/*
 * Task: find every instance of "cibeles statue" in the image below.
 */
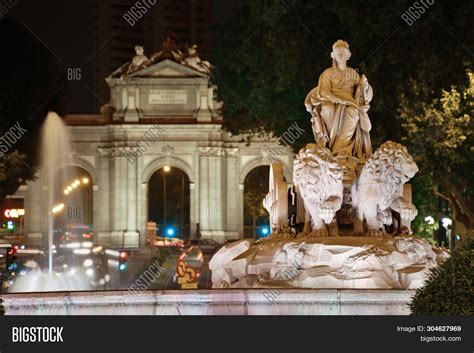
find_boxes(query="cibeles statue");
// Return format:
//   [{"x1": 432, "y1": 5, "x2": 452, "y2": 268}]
[
  {"x1": 208, "y1": 41, "x2": 449, "y2": 290},
  {"x1": 305, "y1": 40, "x2": 373, "y2": 160}
]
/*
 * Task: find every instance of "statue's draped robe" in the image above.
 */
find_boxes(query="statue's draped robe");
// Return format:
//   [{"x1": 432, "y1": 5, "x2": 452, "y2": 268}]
[{"x1": 305, "y1": 67, "x2": 373, "y2": 160}]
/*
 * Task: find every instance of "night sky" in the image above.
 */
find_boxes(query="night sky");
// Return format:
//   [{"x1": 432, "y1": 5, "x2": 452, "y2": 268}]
[{"x1": 4, "y1": 0, "x2": 246, "y2": 113}]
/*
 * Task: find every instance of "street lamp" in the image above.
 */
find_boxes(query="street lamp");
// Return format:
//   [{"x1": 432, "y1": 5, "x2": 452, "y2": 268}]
[
  {"x1": 51, "y1": 203, "x2": 65, "y2": 214},
  {"x1": 442, "y1": 217, "x2": 453, "y2": 250},
  {"x1": 424, "y1": 216, "x2": 435, "y2": 225}
]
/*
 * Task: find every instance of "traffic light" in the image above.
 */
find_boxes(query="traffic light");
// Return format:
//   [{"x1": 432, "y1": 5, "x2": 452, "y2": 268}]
[
  {"x1": 118, "y1": 251, "x2": 129, "y2": 272},
  {"x1": 6, "y1": 246, "x2": 18, "y2": 271}
]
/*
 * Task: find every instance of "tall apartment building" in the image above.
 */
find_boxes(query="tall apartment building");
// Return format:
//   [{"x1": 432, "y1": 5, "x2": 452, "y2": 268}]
[{"x1": 91, "y1": 0, "x2": 213, "y2": 110}]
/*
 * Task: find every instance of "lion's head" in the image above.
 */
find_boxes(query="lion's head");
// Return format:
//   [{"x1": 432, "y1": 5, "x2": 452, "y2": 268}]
[
  {"x1": 361, "y1": 141, "x2": 418, "y2": 208},
  {"x1": 293, "y1": 144, "x2": 343, "y2": 205},
  {"x1": 364, "y1": 141, "x2": 418, "y2": 182}
]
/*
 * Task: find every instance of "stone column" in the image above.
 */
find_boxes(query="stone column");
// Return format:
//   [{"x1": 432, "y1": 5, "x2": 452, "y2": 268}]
[
  {"x1": 189, "y1": 182, "x2": 196, "y2": 238},
  {"x1": 196, "y1": 87, "x2": 212, "y2": 122},
  {"x1": 224, "y1": 148, "x2": 239, "y2": 240},
  {"x1": 198, "y1": 148, "x2": 210, "y2": 232},
  {"x1": 198, "y1": 146, "x2": 226, "y2": 242},
  {"x1": 96, "y1": 148, "x2": 111, "y2": 244},
  {"x1": 110, "y1": 149, "x2": 127, "y2": 246},
  {"x1": 139, "y1": 181, "x2": 147, "y2": 246},
  {"x1": 238, "y1": 183, "x2": 244, "y2": 238},
  {"x1": 124, "y1": 148, "x2": 139, "y2": 247},
  {"x1": 209, "y1": 147, "x2": 224, "y2": 231}
]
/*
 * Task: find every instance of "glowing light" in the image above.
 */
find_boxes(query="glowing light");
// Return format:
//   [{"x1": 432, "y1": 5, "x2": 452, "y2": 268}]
[
  {"x1": 92, "y1": 246, "x2": 103, "y2": 253},
  {"x1": 73, "y1": 248, "x2": 91, "y2": 255},
  {"x1": 261, "y1": 227, "x2": 270, "y2": 236},
  {"x1": 4, "y1": 209, "x2": 25, "y2": 218},
  {"x1": 442, "y1": 217, "x2": 452, "y2": 229},
  {"x1": 64, "y1": 242, "x2": 80, "y2": 249},
  {"x1": 424, "y1": 216, "x2": 435, "y2": 225},
  {"x1": 163, "y1": 165, "x2": 171, "y2": 172},
  {"x1": 105, "y1": 249, "x2": 120, "y2": 257},
  {"x1": 107, "y1": 259, "x2": 119, "y2": 267},
  {"x1": 166, "y1": 227, "x2": 175, "y2": 236},
  {"x1": 119, "y1": 263, "x2": 128, "y2": 271},
  {"x1": 83, "y1": 259, "x2": 93, "y2": 267},
  {"x1": 81, "y1": 241, "x2": 93, "y2": 248},
  {"x1": 86, "y1": 268, "x2": 94, "y2": 276},
  {"x1": 51, "y1": 203, "x2": 65, "y2": 214},
  {"x1": 64, "y1": 189, "x2": 69, "y2": 195},
  {"x1": 104, "y1": 274, "x2": 111, "y2": 282},
  {"x1": 74, "y1": 179, "x2": 80, "y2": 185},
  {"x1": 67, "y1": 186, "x2": 73, "y2": 191},
  {"x1": 82, "y1": 177, "x2": 89, "y2": 184}
]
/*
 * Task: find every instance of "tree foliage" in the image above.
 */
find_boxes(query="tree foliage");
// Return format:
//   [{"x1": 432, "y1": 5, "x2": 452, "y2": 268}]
[
  {"x1": 409, "y1": 235, "x2": 473, "y2": 315},
  {"x1": 400, "y1": 71, "x2": 474, "y2": 230}
]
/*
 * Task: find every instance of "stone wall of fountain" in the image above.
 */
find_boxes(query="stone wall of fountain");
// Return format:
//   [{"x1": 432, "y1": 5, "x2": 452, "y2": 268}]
[{"x1": 2, "y1": 289, "x2": 413, "y2": 315}]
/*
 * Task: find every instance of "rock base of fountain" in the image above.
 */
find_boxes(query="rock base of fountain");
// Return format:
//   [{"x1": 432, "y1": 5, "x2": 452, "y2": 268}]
[{"x1": 210, "y1": 236, "x2": 449, "y2": 289}]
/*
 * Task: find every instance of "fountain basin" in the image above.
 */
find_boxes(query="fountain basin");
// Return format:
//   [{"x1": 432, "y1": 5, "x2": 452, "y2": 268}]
[{"x1": 2, "y1": 288, "x2": 413, "y2": 315}]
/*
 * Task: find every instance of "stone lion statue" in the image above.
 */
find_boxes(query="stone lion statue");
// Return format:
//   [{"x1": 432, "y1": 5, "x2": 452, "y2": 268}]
[
  {"x1": 352, "y1": 141, "x2": 419, "y2": 236},
  {"x1": 293, "y1": 144, "x2": 344, "y2": 237}
]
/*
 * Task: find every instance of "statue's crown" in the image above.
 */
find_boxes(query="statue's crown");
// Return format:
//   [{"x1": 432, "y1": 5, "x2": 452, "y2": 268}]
[{"x1": 332, "y1": 40, "x2": 349, "y2": 50}]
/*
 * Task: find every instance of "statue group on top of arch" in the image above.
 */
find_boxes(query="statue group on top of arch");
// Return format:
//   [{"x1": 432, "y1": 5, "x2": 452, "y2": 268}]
[{"x1": 123, "y1": 38, "x2": 211, "y2": 77}]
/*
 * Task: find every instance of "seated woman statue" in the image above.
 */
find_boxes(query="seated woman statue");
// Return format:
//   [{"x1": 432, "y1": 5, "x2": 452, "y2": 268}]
[{"x1": 305, "y1": 40, "x2": 373, "y2": 160}]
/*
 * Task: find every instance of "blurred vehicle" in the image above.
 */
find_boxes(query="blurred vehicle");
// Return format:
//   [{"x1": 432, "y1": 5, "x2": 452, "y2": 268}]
[
  {"x1": 154, "y1": 237, "x2": 184, "y2": 250},
  {"x1": 198, "y1": 238, "x2": 221, "y2": 253},
  {"x1": 57, "y1": 224, "x2": 93, "y2": 243},
  {"x1": 54, "y1": 245, "x2": 110, "y2": 289},
  {"x1": 0, "y1": 245, "x2": 46, "y2": 290}
]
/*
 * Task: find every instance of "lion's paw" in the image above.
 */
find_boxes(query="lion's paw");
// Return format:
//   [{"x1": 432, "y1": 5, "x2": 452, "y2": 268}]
[
  {"x1": 400, "y1": 204, "x2": 418, "y2": 221},
  {"x1": 319, "y1": 206, "x2": 336, "y2": 224}
]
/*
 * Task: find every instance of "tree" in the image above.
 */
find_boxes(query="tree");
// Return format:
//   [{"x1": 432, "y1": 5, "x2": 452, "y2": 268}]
[
  {"x1": 0, "y1": 20, "x2": 62, "y2": 202},
  {"x1": 399, "y1": 71, "x2": 474, "y2": 231},
  {"x1": 409, "y1": 235, "x2": 473, "y2": 315}
]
